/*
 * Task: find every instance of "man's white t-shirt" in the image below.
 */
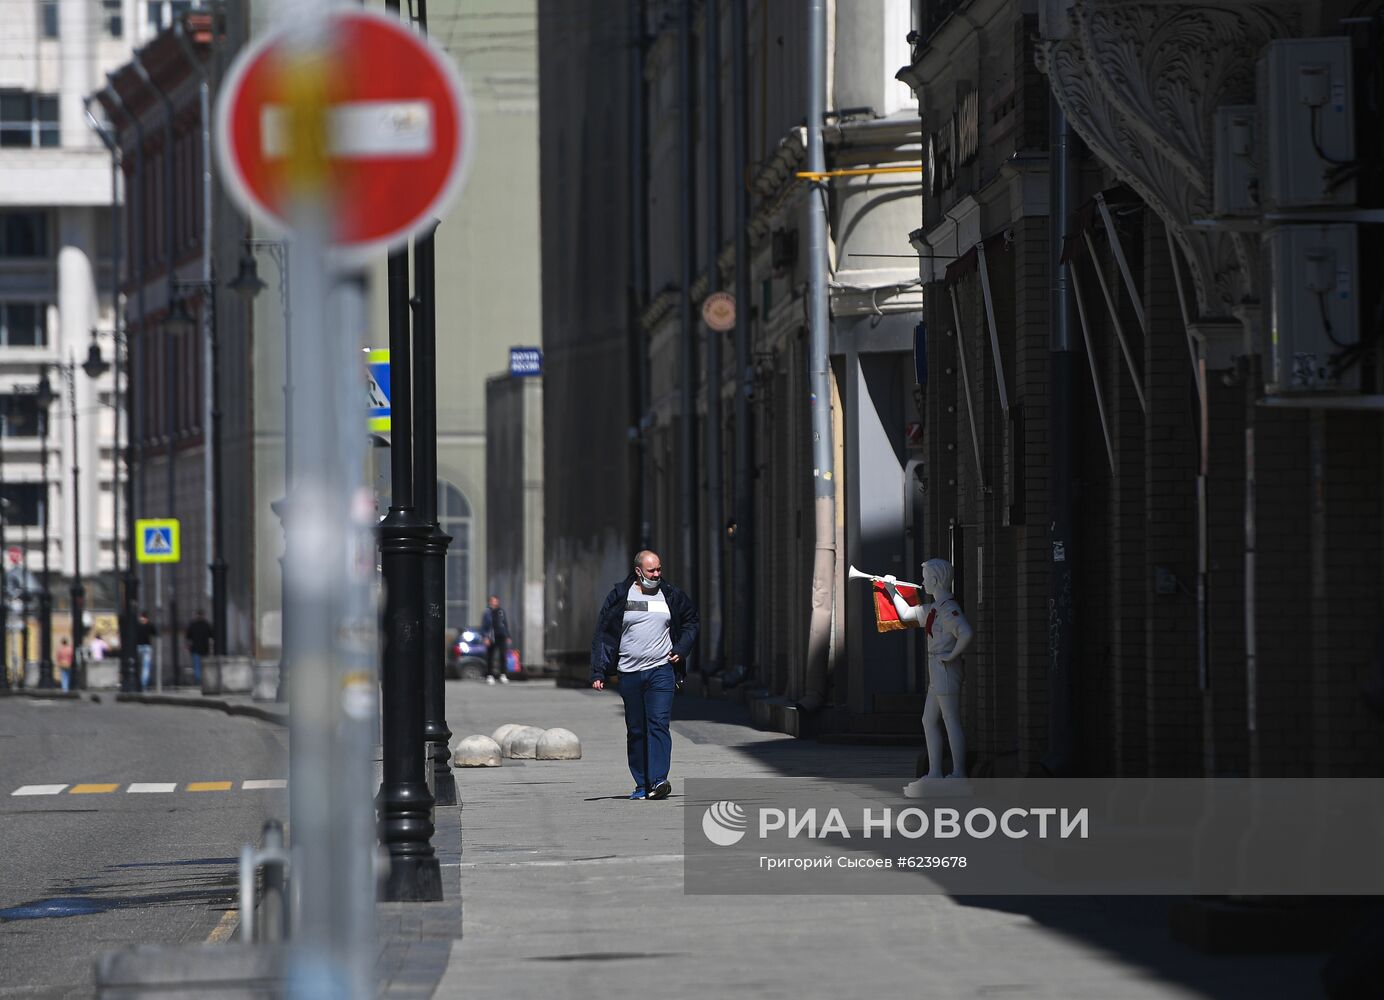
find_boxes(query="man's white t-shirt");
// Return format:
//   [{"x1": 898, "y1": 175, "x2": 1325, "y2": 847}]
[{"x1": 618, "y1": 583, "x2": 673, "y2": 672}]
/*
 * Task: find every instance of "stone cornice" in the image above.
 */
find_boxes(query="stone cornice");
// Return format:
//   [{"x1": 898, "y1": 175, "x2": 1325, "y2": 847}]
[{"x1": 1038, "y1": 0, "x2": 1305, "y2": 320}]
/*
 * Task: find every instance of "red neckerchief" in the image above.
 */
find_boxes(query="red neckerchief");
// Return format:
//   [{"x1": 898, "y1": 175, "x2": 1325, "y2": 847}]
[{"x1": 924, "y1": 608, "x2": 937, "y2": 637}]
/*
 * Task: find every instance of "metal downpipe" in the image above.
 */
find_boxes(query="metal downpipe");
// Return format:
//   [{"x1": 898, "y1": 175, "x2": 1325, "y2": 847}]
[
  {"x1": 677, "y1": 0, "x2": 699, "y2": 620},
  {"x1": 1041, "y1": 91, "x2": 1077, "y2": 776},
  {"x1": 729, "y1": 0, "x2": 755, "y2": 683},
  {"x1": 703, "y1": 0, "x2": 725, "y2": 672},
  {"x1": 800, "y1": 0, "x2": 835, "y2": 714}
]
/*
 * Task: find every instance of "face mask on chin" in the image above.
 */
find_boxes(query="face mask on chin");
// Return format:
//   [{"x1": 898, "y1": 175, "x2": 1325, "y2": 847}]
[{"x1": 637, "y1": 571, "x2": 660, "y2": 592}]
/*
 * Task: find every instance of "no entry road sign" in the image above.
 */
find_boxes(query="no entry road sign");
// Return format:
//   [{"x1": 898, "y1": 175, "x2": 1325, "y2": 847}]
[{"x1": 216, "y1": 10, "x2": 473, "y2": 255}]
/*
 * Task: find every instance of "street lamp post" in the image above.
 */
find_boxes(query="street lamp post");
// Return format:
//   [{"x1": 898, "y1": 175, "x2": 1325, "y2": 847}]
[
  {"x1": 35, "y1": 372, "x2": 54, "y2": 689},
  {"x1": 168, "y1": 284, "x2": 228, "y2": 658},
  {"x1": 61, "y1": 362, "x2": 86, "y2": 690},
  {"x1": 0, "y1": 416, "x2": 8, "y2": 691},
  {"x1": 228, "y1": 241, "x2": 289, "y2": 692}
]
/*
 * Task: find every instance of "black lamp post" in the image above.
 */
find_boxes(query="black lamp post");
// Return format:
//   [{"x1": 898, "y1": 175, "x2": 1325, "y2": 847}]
[
  {"x1": 168, "y1": 285, "x2": 228, "y2": 662},
  {"x1": 230, "y1": 242, "x2": 290, "y2": 696},
  {"x1": 34, "y1": 371, "x2": 54, "y2": 689},
  {"x1": 0, "y1": 421, "x2": 8, "y2": 692},
  {"x1": 58, "y1": 362, "x2": 86, "y2": 690}
]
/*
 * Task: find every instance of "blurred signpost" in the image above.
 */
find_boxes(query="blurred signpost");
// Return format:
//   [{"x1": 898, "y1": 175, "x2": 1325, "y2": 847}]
[
  {"x1": 367, "y1": 348, "x2": 391, "y2": 432},
  {"x1": 215, "y1": 5, "x2": 471, "y2": 994}
]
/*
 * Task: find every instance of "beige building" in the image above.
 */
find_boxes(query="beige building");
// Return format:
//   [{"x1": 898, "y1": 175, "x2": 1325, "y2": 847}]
[{"x1": 368, "y1": 0, "x2": 541, "y2": 638}]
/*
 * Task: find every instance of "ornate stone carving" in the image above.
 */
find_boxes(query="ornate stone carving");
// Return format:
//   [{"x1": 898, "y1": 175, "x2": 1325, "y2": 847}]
[{"x1": 1038, "y1": 0, "x2": 1303, "y2": 321}]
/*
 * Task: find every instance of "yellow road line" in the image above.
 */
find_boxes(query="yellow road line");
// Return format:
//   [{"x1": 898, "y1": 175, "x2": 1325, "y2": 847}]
[
  {"x1": 69, "y1": 783, "x2": 119, "y2": 794},
  {"x1": 206, "y1": 908, "x2": 239, "y2": 944},
  {"x1": 186, "y1": 781, "x2": 234, "y2": 792}
]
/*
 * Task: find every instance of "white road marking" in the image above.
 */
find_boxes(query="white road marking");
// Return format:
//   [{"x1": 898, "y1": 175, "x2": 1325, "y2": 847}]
[
  {"x1": 127, "y1": 782, "x2": 177, "y2": 793},
  {"x1": 261, "y1": 101, "x2": 435, "y2": 159},
  {"x1": 242, "y1": 779, "x2": 287, "y2": 790},
  {"x1": 12, "y1": 784, "x2": 68, "y2": 796}
]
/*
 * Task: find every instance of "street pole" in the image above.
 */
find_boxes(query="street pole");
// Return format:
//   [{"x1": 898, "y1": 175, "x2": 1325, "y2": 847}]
[
  {"x1": 0, "y1": 415, "x2": 8, "y2": 691},
  {"x1": 376, "y1": 0, "x2": 442, "y2": 901},
  {"x1": 67, "y1": 365, "x2": 85, "y2": 689},
  {"x1": 412, "y1": 0, "x2": 456, "y2": 810},
  {"x1": 37, "y1": 378, "x2": 54, "y2": 689},
  {"x1": 209, "y1": 279, "x2": 228, "y2": 656}
]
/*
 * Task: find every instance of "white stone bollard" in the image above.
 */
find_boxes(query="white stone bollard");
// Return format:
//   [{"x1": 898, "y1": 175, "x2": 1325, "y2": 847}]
[
  {"x1": 535, "y1": 728, "x2": 582, "y2": 760},
  {"x1": 504, "y1": 726, "x2": 546, "y2": 759},
  {"x1": 491, "y1": 723, "x2": 523, "y2": 747},
  {"x1": 453, "y1": 735, "x2": 502, "y2": 768}
]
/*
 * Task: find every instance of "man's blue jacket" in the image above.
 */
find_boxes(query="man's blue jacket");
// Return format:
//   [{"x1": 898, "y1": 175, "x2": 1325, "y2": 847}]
[{"x1": 589, "y1": 573, "x2": 699, "y2": 683}]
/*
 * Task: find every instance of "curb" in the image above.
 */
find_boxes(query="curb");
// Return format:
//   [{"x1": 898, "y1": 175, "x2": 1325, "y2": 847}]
[
  {"x1": 113, "y1": 692, "x2": 288, "y2": 727},
  {"x1": 0, "y1": 688, "x2": 83, "y2": 701}
]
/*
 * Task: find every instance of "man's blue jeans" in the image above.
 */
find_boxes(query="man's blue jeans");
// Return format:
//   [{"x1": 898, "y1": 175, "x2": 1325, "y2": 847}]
[
  {"x1": 191, "y1": 653, "x2": 202, "y2": 685},
  {"x1": 618, "y1": 663, "x2": 675, "y2": 792},
  {"x1": 138, "y1": 645, "x2": 153, "y2": 690}
]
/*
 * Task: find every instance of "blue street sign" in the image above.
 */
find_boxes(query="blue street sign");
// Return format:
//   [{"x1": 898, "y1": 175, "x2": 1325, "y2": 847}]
[
  {"x1": 367, "y1": 348, "x2": 391, "y2": 432},
  {"x1": 509, "y1": 347, "x2": 542, "y2": 377}
]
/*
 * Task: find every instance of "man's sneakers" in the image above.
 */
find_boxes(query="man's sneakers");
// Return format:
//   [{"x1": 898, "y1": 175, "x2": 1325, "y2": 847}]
[
  {"x1": 486, "y1": 676, "x2": 496, "y2": 685},
  {"x1": 499, "y1": 674, "x2": 510, "y2": 684},
  {"x1": 629, "y1": 788, "x2": 647, "y2": 800},
  {"x1": 650, "y1": 780, "x2": 672, "y2": 800}
]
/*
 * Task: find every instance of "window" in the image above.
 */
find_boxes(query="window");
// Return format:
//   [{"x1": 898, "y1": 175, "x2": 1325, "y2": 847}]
[
  {"x1": 0, "y1": 484, "x2": 44, "y2": 528},
  {"x1": 147, "y1": 0, "x2": 200, "y2": 31},
  {"x1": 437, "y1": 481, "x2": 473, "y2": 631},
  {"x1": 1, "y1": 211, "x2": 48, "y2": 257},
  {"x1": 0, "y1": 394, "x2": 43, "y2": 436},
  {"x1": 40, "y1": 2, "x2": 58, "y2": 39},
  {"x1": 0, "y1": 92, "x2": 59, "y2": 148},
  {"x1": 0, "y1": 303, "x2": 47, "y2": 347},
  {"x1": 103, "y1": 0, "x2": 123, "y2": 37}
]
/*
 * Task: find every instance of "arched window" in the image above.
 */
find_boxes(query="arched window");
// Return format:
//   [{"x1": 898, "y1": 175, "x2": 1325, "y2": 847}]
[{"x1": 437, "y1": 480, "x2": 472, "y2": 631}]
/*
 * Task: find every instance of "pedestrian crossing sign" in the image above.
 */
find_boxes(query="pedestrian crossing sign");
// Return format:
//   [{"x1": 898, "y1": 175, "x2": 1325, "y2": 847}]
[
  {"x1": 136, "y1": 519, "x2": 181, "y2": 564},
  {"x1": 367, "y1": 348, "x2": 391, "y2": 433}
]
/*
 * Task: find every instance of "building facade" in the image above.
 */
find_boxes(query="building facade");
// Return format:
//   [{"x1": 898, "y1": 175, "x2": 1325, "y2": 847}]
[{"x1": 0, "y1": 2, "x2": 195, "y2": 669}]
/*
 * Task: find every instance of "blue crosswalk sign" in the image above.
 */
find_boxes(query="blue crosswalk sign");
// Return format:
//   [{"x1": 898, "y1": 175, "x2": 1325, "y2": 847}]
[
  {"x1": 367, "y1": 348, "x2": 391, "y2": 433},
  {"x1": 136, "y1": 518, "x2": 180, "y2": 564}
]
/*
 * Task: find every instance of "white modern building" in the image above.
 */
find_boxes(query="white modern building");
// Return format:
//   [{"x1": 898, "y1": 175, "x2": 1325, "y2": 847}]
[{"x1": 0, "y1": 1, "x2": 198, "y2": 652}]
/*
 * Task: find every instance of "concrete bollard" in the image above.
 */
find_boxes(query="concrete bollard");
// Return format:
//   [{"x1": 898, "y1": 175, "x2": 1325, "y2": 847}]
[
  {"x1": 453, "y1": 735, "x2": 502, "y2": 768},
  {"x1": 503, "y1": 725, "x2": 545, "y2": 759},
  {"x1": 491, "y1": 723, "x2": 523, "y2": 747},
  {"x1": 535, "y1": 728, "x2": 582, "y2": 760}
]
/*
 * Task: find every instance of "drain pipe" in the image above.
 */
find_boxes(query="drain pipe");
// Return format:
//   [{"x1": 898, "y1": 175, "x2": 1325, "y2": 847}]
[
  {"x1": 132, "y1": 49, "x2": 181, "y2": 686},
  {"x1": 677, "y1": 0, "x2": 699, "y2": 615},
  {"x1": 729, "y1": 0, "x2": 755, "y2": 682},
  {"x1": 703, "y1": 0, "x2": 725, "y2": 671},
  {"x1": 630, "y1": 0, "x2": 650, "y2": 548},
  {"x1": 105, "y1": 81, "x2": 145, "y2": 694},
  {"x1": 174, "y1": 20, "x2": 218, "y2": 645},
  {"x1": 800, "y1": 0, "x2": 835, "y2": 713},
  {"x1": 1041, "y1": 91, "x2": 1077, "y2": 776}
]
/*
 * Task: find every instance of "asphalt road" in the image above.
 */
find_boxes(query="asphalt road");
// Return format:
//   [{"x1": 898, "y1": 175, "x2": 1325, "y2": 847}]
[{"x1": 0, "y1": 696, "x2": 287, "y2": 997}]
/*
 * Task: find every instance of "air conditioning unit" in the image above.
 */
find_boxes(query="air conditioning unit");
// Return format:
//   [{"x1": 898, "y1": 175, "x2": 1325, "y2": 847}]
[
  {"x1": 1257, "y1": 37, "x2": 1356, "y2": 209},
  {"x1": 1264, "y1": 224, "x2": 1359, "y2": 394},
  {"x1": 1213, "y1": 105, "x2": 1258, "y2": 217}
]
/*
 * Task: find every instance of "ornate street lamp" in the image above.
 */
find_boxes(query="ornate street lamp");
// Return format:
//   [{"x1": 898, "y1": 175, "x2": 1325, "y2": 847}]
[{"x1": 34, "y1": 371, "x2": 54, "y2": 689}]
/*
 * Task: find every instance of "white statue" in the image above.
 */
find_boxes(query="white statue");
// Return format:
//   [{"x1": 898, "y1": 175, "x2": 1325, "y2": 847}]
[{"x1": 882, "y1": 558, "x2": 974, "y2": 796}]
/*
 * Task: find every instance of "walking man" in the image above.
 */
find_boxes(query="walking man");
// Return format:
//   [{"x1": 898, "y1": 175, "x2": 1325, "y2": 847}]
[
  {"x1": 135, "y1": 610, "x2": 158, "y2": 691},
  {"x1": 185, "y1": 609, "x2": 213, "y2": 686},
  {"x1": 480, "y1": 595, "x2": 511, "y2": 685},
  {"x1": 590, "y1": 550, "x2": 698, "y2": 800}
]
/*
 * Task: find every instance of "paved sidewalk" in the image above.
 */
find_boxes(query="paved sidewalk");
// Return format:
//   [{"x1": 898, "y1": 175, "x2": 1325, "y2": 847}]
[{"x1": 435, "y1": 679, "x2": 1328, "y2": 1000}]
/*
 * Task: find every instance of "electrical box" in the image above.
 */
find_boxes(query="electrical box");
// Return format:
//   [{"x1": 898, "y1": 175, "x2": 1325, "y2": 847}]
[
  {"x1": 1264, "y1": 224, "x2": 1360, "y2": 394},
  {"x1": 1257, "y1": 37, "x2": 1355, "y2": 209},
  {"x1": 1213, "y1": 105, "x2": 1259, "y2": 216}
]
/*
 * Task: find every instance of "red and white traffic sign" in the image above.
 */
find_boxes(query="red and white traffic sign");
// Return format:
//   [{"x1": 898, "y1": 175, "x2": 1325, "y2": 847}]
[{"x1": 215, "y1": 10, "x2": 473, "y2": 256}]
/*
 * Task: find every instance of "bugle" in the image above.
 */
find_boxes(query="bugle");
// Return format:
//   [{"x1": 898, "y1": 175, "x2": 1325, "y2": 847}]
[{"x1": 847, "y1": 565, "x2": 923, "y2": 590}]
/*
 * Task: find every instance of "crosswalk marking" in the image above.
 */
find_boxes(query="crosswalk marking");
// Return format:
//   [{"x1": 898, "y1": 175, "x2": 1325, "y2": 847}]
[{"x1": 9, "y1": 780, "x2": 289, "y2": 797}]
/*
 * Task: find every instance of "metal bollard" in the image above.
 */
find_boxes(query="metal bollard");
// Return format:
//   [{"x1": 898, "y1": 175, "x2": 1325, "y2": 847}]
[{"x1": 238, "y1": 819, "x2": 292, "y2": 943}]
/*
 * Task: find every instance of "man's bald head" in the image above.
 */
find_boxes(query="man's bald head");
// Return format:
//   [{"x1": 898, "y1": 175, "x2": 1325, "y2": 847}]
[{"x1": 634, "y1": 550, "x2": 663, "y2": 591}]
